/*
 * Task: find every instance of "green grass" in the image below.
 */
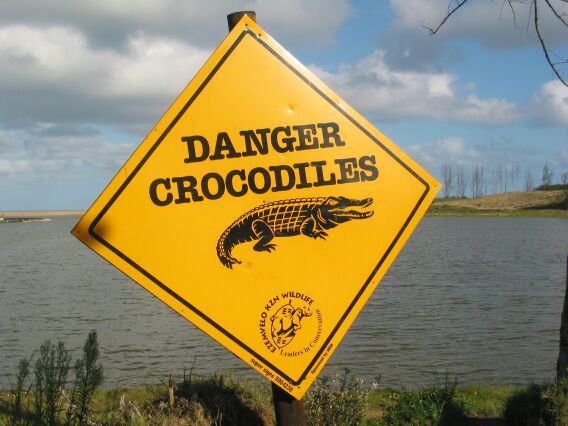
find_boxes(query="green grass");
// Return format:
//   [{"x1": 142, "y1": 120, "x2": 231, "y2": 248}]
[
  {"x1": 428, "y1": 190, "x2": 568, "y2": 217},
  {"x1": 361, "y1": 385, "x2": 518, "y2": 425},
  {"x1": 363, "y1": 379, "x2": 463, "y2": 426},
  {"x1": 454, "y1": 385, "x2": 516, "y2": 418},
  {"x1": 427, "y1": 204, "x2": 568, "y2": 218}
]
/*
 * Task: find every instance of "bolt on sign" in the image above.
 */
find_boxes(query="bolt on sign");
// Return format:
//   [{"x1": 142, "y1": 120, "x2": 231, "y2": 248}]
[{"x1": 72, "y1": 16, "x2": 440, "y2": 399}]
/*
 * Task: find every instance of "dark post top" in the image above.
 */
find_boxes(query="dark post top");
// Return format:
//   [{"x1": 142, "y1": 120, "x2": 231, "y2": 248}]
[{"x1": 227, "y1": 11, "x2": 257, "y2": 31}]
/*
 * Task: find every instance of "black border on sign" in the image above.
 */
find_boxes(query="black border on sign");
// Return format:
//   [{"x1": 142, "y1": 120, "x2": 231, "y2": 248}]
[{"x1": 89, "y1": 29, "x2": 431, "y2": 386}]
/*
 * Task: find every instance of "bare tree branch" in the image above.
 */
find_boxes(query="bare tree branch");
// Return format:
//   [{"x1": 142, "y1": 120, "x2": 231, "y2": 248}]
[
  {"x1": 503, "y1": 0, "x2": 519, "y2": 28},
  {"x1": 544, "y1": 0, "x2": 568, "y2": 26},
  {"x1": 534, "y1": 0, "x2": 568, "y2": 86},
  {"x1": 427, "y1": 0, "x2": 568, "y2": 87},
  {"x1": 423, "y1": 0, "x2": 470, "y2": 35}
]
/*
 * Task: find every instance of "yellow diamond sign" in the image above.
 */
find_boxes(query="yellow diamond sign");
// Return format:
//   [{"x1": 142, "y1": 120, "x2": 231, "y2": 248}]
[{"x1": 72, "y1": 16, "x2": 440, "y2": 399}]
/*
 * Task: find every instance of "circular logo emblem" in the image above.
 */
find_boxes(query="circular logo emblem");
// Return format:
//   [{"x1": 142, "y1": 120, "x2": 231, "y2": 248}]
[{"x1": 259, "y1": 292, "x2": 323, "y2": 357}]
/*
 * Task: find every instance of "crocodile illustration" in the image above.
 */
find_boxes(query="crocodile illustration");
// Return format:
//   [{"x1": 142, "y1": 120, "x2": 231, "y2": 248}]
[{"x1": 216, "y1": 196, "x2": 374, "y2": 268}]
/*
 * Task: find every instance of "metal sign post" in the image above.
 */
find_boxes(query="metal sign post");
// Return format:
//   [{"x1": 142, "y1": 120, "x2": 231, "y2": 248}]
[
  {"x1": 272, "y1": 382, "x2": 307, "y2": 426},
  {"x1": 227, "y1": 11, "x2": 256, "y2": 31}
]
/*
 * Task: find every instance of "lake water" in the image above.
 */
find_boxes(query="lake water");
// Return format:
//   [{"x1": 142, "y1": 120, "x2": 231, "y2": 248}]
[{"x1": 1, "y1": 216, "x2": 567, "y2": 390}]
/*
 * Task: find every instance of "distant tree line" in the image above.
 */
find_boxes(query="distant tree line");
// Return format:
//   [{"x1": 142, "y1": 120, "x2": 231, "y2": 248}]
[{"x1": 440, "y1": 162, "x2": 568, "y2": 198}]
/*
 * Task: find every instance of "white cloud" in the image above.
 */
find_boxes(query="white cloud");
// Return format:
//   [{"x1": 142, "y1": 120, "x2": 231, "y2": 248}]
[
  {"x1": 0, "y1": 26, "x2": 109, "y2": 89},
  {"x1": 405, "y1": 136, "x2": 568, "y2": 194},
  {"x1": 0, "y1": 2, "x2": 535, "y2": 132},
  {"x1": 407, "y1": 137, "x2": 483, "y2": 170},
  {"x1": 249, "y1": 0, "x2": 352, "y2": 44},
  {"x1": 390, "y1": 0, "x2": 568, "y2": 49},
  {"x1": 405, "y1": 134, "x2": 568, "y2": 182},
  {"x1": 0, "y1": 0, "x2": 351, "y2": 49},
  {"x1": 0, "y1": 160, "x2": 32, "y2": 175},
  {"x1": 105, "y1": 37, "x2": 210, "y2": 97},
  {"x1": 0, "y1": 127, "x2": 133, "y2": 179},
  {"x1": 532, "y1": 80, "x2": 568, "y2": 126},
  {"x1": 0, "y1": 25, "x2": 212, "y2": 130},
  {"x1": 309, "y1": 50, "x2": 520, "y2": 124},
  {"x1": 0, "y1": 0, "x2": 352, "y2": 130},
  {"x1": 0, "y1": 25, "x2": 210, "y2": 97}
]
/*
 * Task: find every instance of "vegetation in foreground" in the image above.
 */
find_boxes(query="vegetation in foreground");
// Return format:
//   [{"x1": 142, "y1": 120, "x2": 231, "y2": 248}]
[
  {"x1": 5, "y1": 334, "x2": 568, "y2": 425},
  {"x1": 2, "y1": 331, "x2": 103, "y2": 426},
  {"x1": 4, "y1": 364, "x2": 568, "y2": 425}
]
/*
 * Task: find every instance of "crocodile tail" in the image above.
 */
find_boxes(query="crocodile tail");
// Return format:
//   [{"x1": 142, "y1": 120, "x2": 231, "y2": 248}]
[{"x1": 216, "y1": 229, "x2": 241, "y2": 269}]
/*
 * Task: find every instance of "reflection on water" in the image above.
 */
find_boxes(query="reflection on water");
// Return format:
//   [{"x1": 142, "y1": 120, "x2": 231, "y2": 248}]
[{"x1": 0, "y1": 217, "x2": 566, "y2": 389}]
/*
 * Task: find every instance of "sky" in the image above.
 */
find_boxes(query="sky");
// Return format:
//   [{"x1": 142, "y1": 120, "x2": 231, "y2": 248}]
[{"x1": 0, "y1": 0, "x2": 567, "y2": 211}]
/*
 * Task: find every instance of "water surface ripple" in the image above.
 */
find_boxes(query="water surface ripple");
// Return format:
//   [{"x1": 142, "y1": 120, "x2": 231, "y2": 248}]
[{"x1": 1, "y1": 217, "x2": 566, "y2": 389}]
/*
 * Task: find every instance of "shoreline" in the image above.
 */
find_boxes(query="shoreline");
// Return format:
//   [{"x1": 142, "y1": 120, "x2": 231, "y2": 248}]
[
  {"x1": 1, "y1": 210, "x2": 84, "y2": 218},
  {"x1": 426, "y1": 208, "x2": 568, "y2": 218},
  {"x1": 1, "y1": 208, "x2": 566, "y2": 219}
]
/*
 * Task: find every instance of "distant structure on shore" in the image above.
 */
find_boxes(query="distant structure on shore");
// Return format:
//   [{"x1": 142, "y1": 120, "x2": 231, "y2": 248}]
[{"x1": 0, "y1": 214, "x2": 50, "y2": 224}]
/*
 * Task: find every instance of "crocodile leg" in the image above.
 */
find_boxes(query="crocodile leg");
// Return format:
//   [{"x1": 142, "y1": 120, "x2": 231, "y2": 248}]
[
  {"x1": 252, "y1": 219, "x2": 277, "y2": 252},
  {"x1": 300, "y1": 217, "x2": 328, "y2": 240}
]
